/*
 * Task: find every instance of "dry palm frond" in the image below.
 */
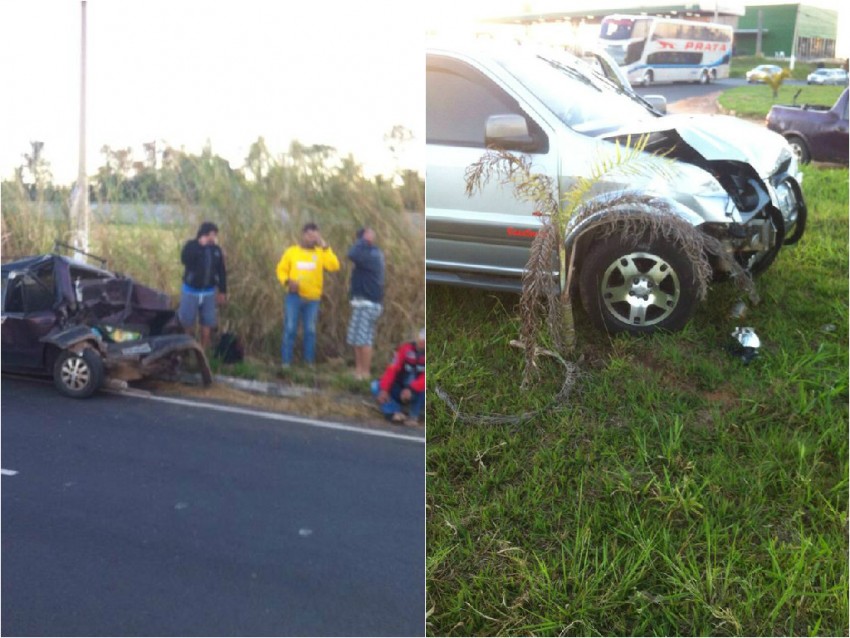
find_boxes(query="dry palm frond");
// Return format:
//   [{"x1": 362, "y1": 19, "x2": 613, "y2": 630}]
[
  {"x1": 465, "y1": 149, "x2": 558, "y2": 215},
  {"x1": 518, "y1": 221, "x2": 560, "y2": 383},
  {"x1": 433, "y1": 341, "x2": 580, "y2": 426}
]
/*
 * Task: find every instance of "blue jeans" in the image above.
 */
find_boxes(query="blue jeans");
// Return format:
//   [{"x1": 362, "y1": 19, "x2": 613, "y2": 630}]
[
  {"x1": 282, "y1": 294, "x2": 320, "y2": 364},
  {"x1": 371, "y1": 380, "x2": 425, "y2": 419}
]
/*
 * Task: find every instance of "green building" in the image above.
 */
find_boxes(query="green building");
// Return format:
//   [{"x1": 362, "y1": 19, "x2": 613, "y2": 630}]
[{"x1": 735, "y1": 3, "x2": 837, "y2": 59}]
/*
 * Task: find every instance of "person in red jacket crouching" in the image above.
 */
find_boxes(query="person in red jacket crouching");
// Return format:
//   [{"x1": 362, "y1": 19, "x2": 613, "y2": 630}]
[{"x1": 371, "y1": 329, "x2": 425, "y2": 426}]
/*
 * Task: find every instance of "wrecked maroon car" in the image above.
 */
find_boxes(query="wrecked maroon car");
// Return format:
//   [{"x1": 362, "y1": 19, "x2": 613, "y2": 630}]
[
  {"x1": 1, "y1": 252, "x2": 212, "y2": 398},
  {"x1": 766, "y1": 88, "x2": 849, "y2": 164}
]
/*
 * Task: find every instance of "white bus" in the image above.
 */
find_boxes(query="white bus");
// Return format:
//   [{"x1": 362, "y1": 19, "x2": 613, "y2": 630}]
[{"x1": 599, "y1": 14, "x2": 733, "y2": 86}]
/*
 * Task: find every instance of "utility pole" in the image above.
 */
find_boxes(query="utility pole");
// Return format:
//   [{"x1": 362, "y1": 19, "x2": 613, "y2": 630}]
[
  {"x1": 70, "y1": 0, "x2": 90, "y2": 259},
  {"x1": 790, "y1": 4, "x2": 800, "y2": 70}
]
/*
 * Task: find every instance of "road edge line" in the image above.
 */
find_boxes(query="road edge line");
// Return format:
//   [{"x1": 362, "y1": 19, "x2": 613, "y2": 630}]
[{"x1": 124, "y1": 392, "x2": 426, "y2": 443}]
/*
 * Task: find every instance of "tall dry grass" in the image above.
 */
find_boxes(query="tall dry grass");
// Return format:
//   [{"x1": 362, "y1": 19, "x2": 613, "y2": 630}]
[
  {"x1": 1, "y1": 140, "x2": 424, "y2": 367},
  {"x1": 0, "y1": 180, "x2": 68, "y2": 259}
]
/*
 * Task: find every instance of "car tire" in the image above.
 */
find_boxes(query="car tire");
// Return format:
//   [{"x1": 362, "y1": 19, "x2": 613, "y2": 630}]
[
  {"x1": 579, "y1": 233, "x2": 698, "y2": 334},
  {"x1": 53, "y1": 348, "x2": 104, "y2": 398},
  {"x1": 641, "y1": 70, "x2": 653, "y2": 86},
  {"x1": 785, "y1": 134, "x2": 811, "y2": 164}
]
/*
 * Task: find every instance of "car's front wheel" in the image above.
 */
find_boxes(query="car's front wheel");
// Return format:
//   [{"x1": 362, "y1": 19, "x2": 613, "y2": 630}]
[
  {"x1": 53, "y1": 348, "x2": 104, "y2": 398},
  {"x1": 579, "y1": 234, "x2": 698, "y2": 334}
]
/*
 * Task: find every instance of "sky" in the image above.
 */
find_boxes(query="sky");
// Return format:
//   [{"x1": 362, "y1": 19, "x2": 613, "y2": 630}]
[
  {"x1": 0, "y1": 0, "x2": 424, "y2": 185},
  {"x1": 2, "y1": 1, "x2": 845, "y2": 186}
]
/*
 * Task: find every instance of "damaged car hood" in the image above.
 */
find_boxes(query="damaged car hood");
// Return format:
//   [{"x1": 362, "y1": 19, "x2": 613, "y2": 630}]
[{"x1": 602, "y1": 114, "x2": 790, "y2": 176}]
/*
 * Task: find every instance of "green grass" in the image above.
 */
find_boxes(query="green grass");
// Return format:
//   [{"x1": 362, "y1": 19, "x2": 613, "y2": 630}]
[
  {"x1": 718, "y1": 84, "x2": 845, "y2": 119},
  {"x1": 425, "y1": 166, "x2": 848, "y2": 636}
]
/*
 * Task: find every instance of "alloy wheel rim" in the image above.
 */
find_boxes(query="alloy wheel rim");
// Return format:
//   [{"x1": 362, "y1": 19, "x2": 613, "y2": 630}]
[
  {"x1": 60, "y1": 356, "x2": 90, "y2": 390},
  {"x1": 600, "y1": 251, "x2": 680, "y2": 327}
]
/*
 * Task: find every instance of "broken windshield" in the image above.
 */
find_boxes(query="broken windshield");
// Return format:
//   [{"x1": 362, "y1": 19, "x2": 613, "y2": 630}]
[{"x1": 495, "y1": 50, "x2": 656, "y2": 134}]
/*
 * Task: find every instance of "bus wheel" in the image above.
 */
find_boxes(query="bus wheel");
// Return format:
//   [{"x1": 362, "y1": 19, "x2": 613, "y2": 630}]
[
  {"x1": 641, "y1": 70, "x2": 653, "y2": 86},
  {"x1": 699, "y1": 70, "x2": 710, "y2": 84}
]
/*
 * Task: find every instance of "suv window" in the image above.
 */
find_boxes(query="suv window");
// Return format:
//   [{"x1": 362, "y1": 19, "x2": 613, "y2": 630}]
[
  {"x1": 3, "y1": 266, "x2": 55, "y2": 313},
  {"x1": 426, "y1": 56, "x2": 548, "y2": 152},
  {"x1": 2, "y1": 273, "x2": 21, "y2": 313},
  {"x1": 4, "y1": 276, "x2": 33, "y2": 313}
]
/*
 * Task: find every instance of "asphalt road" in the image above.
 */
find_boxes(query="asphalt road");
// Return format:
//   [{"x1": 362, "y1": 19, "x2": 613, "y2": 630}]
[{"x1": 1, "y1": 377, "x2": 425, "y2": 637}]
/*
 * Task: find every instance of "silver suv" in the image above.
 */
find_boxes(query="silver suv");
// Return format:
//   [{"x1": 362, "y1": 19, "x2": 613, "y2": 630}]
[{"x1": 426, "y1": 43, "x2": 807, "y2": 333}]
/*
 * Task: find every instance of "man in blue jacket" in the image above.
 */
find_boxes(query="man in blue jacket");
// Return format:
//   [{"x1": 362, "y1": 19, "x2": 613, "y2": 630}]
[{"x1": 347, "y1": 227, "x2": 385, "y2": 379}]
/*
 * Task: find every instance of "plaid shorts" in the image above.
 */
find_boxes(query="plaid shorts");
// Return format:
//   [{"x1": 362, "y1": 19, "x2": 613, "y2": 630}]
[{"x1": 346, "y1": 299, "x2": 383, "y2": 346}]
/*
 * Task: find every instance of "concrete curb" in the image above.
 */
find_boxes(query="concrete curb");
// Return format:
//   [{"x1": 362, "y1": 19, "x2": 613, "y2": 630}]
[
  {"x1": 177, "y1": 372, "x2": 315, "y2": 398},
  {"x1": 716, "y1": 97, "x2": 731, "y2": 115},
  {"x1": 214, "y1": 374, "x2": 316, "y2": 398}
]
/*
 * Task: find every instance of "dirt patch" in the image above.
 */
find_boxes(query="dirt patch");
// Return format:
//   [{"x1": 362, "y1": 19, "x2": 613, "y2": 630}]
[{"x1": 667, "y1": 91, "x2": 722, "y2": 115}]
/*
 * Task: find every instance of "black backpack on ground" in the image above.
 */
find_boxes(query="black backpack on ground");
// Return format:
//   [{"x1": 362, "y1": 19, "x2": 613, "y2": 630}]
[{"x1": 214, "y1": 332, "x2": 244, "y2": 364}]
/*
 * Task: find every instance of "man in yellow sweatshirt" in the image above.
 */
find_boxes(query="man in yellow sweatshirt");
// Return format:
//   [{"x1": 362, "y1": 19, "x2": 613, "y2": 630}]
[{"x1": 276, "y1": 222, "x2": 340, "y2": 366}]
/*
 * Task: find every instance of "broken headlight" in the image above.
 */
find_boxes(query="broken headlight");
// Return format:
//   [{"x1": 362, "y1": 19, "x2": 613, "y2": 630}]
[
  {"x1": 773, "y1": 179, "x2": 799, "y2": 223},
  {"x1": 100, "y1": 325, "x2": 142, "y2": 343}
]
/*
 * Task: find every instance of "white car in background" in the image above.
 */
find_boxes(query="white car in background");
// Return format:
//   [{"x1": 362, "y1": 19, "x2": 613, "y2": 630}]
[{"x1": 806, "y1": 68, "x2": 849, "y2": 86}]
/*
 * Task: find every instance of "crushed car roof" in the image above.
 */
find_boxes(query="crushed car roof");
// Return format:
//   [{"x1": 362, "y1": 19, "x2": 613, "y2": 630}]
[{"x1": 1, "y1": 253, "x2": 114, "y2": 278}]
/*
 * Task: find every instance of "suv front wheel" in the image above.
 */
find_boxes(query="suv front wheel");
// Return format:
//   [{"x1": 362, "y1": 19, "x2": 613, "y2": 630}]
[{"x1": 579, "y1": 234, "x2": 698, "y2": 334}]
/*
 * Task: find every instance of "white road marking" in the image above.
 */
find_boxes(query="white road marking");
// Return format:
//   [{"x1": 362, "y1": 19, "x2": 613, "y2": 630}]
[
  {"x1": 1, "y1": 469, "x2": 19, "y2": 476},
  {"x1": 126, "y1": 393, "x2": 426, "y2": 443}
]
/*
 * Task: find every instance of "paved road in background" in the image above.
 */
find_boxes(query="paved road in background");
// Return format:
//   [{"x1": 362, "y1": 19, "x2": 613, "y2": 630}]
[
  {"x1": 1, "y1": 377, "x2": 424, "y2": 637},
  {"x1": 633, "y1": 77, "x2": 805, "y2": 105}
]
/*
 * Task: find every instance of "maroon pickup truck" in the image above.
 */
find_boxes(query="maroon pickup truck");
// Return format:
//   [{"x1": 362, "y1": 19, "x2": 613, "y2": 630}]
[{"x1": 766, "y1": 88, "x2": 848, "y2": 164}]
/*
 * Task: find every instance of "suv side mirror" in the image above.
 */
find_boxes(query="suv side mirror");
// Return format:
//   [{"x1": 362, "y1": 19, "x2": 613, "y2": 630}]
[
  {"x1": 644, "y1": 94, "x2": 667, "y2": 114},
  {"x1": 485, "y1": 114, "x2": 538, "y2": 152}
]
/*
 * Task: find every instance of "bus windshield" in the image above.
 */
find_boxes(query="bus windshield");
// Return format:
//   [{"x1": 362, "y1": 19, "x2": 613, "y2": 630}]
[{"x1": 600, "y1": 17, "x2": 636, "y2": 40}]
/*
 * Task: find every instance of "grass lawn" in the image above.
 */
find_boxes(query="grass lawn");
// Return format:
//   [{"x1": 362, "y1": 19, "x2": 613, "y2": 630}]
[
  {"x1": 425, "y1": 166, "x2": 848, "y2": 636},
  {"x1": 719, "y1": 84, "x2": 845, "y2": 119}
]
